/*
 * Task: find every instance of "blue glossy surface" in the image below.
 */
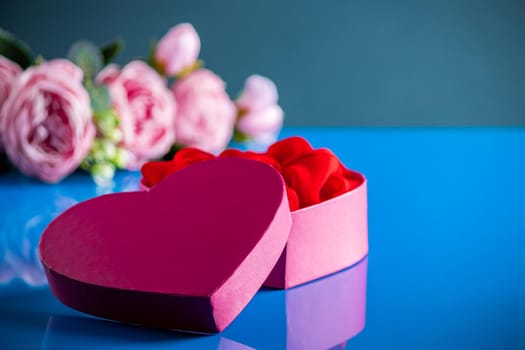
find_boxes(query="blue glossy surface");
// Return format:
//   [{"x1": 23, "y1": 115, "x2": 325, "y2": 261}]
[{"x1": 1, "y1": 128, "x2": 524, "y2": 349}]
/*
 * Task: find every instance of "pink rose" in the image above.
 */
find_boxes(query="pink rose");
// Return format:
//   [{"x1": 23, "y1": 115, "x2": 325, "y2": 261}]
[
  {"x1": 0, "y1": 59, "x2": 95, "y2": 183},
  {"x1": 235, "y1": 75, "x2": 283, "y2": 145},
  {"x1": 97, "y1": 60, "x2": 176, "y2": 168},
  {"x1": 0, "y1": 55, "x2": 21, "y2": 107},
  {"x1": 172, "y1": 69, "x2": 236, "y2": 153},
  {"x1": 0, "y1": 55, "x2": 22, "y2": 151},
  {"x1": 154, "y1": 23, "x2": 200, "y2": 76}
]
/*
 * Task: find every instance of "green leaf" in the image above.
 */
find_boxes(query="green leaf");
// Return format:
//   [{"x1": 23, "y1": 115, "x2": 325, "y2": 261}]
[
  {"x1": 85, "y1": 82, "x2": 111, "y2": 111},
  {"x1": 101, "y1": 38, "x2": 124, "y2": 65},
  {"x1": 0, "y1": 28, "x2": 34, "y2": 68},
  {"x1": 67, "y1": 40, "x2": 103, "y2": 79}
]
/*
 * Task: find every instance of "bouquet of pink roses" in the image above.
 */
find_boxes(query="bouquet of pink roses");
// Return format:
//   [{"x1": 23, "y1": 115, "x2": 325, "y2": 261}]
[{"x1": 0, "y1": 24, "x2": 283, "y2": 184}]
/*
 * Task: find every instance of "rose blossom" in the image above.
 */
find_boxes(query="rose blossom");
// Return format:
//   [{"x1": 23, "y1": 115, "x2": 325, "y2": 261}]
[
  {"x1": 154, "y1": 23, "x2": 200, "y2": 76},
  {"x1": 172, "y1": 69, "x2": 236, "y2": 153},
  {"x1": 235, "y1": 75, "x2": 283, "y2": 145},
  {"x1": 0, "y1": 55, "x2": 21, "y2": 108},
  {"x1": 97, "y1": 60, "x2": 176, "y2": 168},
  {"x1": 0, "y1": 55, "x2": 22, "y2": 151},
  {"x1": 0, "y1": 59, "x2": 95, "y2": 183}
]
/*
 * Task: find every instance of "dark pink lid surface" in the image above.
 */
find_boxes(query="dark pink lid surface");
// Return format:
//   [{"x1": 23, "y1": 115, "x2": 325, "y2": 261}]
[{"x1": 39, "y1": 158, "x2": 292, "y2": 332}]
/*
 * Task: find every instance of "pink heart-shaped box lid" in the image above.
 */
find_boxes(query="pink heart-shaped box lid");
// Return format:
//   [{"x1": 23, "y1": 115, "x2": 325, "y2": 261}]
[{"x1": 39, "y1": 157, "x2": 291, "y2": 333}]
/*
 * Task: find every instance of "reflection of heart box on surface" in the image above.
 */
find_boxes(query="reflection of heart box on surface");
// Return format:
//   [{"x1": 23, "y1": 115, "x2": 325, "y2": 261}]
[
  {"x1": 141, "y1": 168, "x2": 368, "y2": 289},
  {"x1": 228, "y1": 257, "x2": 368, "y2": 349}
]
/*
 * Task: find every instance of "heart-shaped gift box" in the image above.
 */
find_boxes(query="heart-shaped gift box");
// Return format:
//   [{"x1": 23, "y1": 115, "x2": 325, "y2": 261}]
[
  {"x1": 39, "y1": 142, "x2": 368, "y2": 333},
  {"x1": 139, "y1": 138, "x2": 368, "y2": 289}
]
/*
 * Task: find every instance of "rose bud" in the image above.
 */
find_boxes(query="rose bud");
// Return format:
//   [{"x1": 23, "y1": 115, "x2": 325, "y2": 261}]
[{"x1": 154, "y1": 23, "x2": 201, "y2": 76}]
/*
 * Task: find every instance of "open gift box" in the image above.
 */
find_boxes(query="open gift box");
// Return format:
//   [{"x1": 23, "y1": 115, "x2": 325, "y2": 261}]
[{"x1": 39, "y1": 138, "x2": 368, "y2": 333}]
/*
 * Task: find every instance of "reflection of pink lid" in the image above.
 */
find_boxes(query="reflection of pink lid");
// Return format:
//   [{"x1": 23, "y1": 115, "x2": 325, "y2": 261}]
[{"x1": 42, "y1": 315, "x2": 255, "y2": 349}]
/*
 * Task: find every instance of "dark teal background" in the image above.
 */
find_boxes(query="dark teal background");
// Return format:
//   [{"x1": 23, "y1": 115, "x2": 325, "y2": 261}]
[{"x1": 1, "y1": 0, "x2": 525, "y2": 126}]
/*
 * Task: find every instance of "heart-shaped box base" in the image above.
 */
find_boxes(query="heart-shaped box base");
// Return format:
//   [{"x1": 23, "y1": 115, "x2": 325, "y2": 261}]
[{"x1": 39, "y1": 158, "x2": 291, "y2": 333}]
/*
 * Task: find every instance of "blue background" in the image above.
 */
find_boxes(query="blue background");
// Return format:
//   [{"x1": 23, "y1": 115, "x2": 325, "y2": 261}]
[
  {"x1": 1, "y1": 128, "x2": 524, "y2": 349},
  {"x1": 1, "y1": 0, "x2": 524, "y2": 126}
]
